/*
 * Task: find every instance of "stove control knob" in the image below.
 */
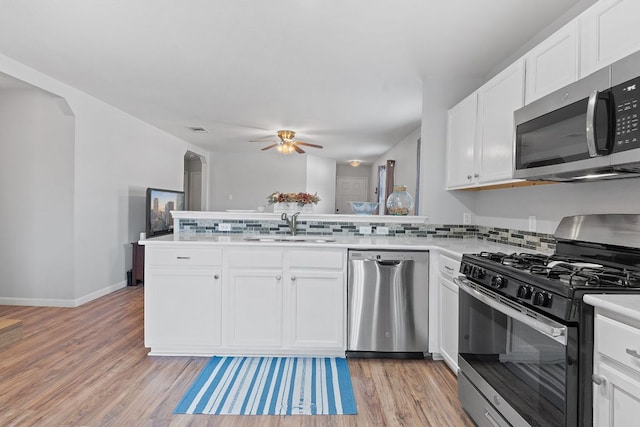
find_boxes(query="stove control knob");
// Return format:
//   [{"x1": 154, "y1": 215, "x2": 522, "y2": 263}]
[
  {"x1": 517, "y1": 285, "x2": 533, "y2": 299},
  {"x1": 490, "y1": 275, "x2": 506, "y2": 288},
  {"x1": 532, "y1": 291, "x2": 552, "y2": 307},
  {"x1": 472, "y1": 267, "x2": 486, "y2": 279},
  {"x1": 462, "y1": 264, "x2": 471, "y2": 275}
]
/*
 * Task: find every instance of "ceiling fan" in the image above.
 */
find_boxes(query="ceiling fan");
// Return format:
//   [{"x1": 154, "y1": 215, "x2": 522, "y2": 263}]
[{"x1": 251, "y1": 130, "x2": 323, "y2": 154}]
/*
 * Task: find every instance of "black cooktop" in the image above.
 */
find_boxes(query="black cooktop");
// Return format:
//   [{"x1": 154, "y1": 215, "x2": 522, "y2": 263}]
[
  {"x1": 476, "y1": 251, "x2": 640, "y2": 289},
  {"x1": 461, "y1": 251, "x2": 640, "y2": 322}
]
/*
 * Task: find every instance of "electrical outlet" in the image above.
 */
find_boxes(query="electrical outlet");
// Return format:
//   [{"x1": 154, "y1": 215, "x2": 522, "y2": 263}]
[
  {"x1": 376, "y1": 226, "x2": 389, "y2": 235},
  {"x1": 528, "y1": 216, "x2": 537, "y2": 232},
  {"x1": 218, "y1": 223, "x2": 231, "y2": 232},
  {"x1": 359, "y1": 226, "x2": 372, "y2": 235},
  {"x1": 463, "y1": 212, "x2": 472, "y2": 225}
]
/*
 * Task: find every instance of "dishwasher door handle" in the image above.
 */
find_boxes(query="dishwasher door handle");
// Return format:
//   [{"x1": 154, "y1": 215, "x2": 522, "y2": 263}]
[{"x1": 377, "y1": 260, "x2": 403, "y2": 266}]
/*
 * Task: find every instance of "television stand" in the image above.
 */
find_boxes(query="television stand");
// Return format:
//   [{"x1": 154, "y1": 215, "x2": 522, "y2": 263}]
[{"x1": 131, "y1": 242, "x2": 145, "y2": 285}]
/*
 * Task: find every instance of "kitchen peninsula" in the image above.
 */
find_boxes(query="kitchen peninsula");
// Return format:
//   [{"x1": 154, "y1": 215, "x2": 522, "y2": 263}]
[{"x1": 140, "y1": 211, "x2": 550, "y2": 359}]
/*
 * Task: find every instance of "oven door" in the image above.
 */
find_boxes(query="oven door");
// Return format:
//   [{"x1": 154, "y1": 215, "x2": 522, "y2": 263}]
[
  {"x1": 456, "y1": 278, "x2": 579, "y2": 427},
  {"x1": 513, "y1": 67, "x2": 612, "y2": 181}
]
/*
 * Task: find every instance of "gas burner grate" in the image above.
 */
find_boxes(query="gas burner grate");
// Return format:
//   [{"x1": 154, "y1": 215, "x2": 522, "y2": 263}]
[{"x1": 532, "y1": 263, "x2": 640, "y2": 288}]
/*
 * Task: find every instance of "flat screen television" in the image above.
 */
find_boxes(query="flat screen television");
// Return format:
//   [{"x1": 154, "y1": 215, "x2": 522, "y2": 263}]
[{"x1": 146, "y1": 187, "x2": 185, "y2": 238}]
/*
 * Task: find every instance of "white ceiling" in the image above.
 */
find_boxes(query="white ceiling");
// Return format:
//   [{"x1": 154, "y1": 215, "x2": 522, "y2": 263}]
[{"x1": 0, "y1": 0, "x2": 588, "y2": 163}]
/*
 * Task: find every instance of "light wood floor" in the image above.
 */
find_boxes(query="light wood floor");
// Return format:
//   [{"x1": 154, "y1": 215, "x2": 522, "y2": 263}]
[{"x1": 0, "y1": 287, "x2": 473, "y2": 426}]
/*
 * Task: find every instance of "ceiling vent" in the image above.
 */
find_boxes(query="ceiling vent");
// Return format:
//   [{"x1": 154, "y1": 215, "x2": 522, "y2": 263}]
[{"x1": 187, "y1": 126, "x2": 209, "y2": 133}]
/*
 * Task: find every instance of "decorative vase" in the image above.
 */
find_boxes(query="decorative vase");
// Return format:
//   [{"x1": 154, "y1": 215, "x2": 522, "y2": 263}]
[
  {"x1": 273, "y1": 202, "x2": 314, "y2": 214},
  {"x1": 386, "y1": 185, "x2": 414, "y2": 215}
]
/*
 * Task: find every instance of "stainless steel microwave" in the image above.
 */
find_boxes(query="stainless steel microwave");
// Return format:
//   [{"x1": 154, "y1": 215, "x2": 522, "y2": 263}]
[{"x1": 513, "y1": 50, "x2": 640, "y2": 182}]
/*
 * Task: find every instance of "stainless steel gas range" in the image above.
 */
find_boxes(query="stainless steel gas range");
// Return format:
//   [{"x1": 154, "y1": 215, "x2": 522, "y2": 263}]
[{"x1": 455, "y1": 214, "x2": 640, "y2": 427}]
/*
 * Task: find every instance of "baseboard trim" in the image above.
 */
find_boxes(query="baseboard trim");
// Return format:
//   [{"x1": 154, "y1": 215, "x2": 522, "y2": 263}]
[{"x1": 0, "y1": 281, "x2": 127, "y2": 307}]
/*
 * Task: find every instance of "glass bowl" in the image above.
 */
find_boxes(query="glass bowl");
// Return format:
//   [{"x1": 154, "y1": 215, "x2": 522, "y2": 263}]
[{"x1": 349, "y1": 202, "x2": 379, "y2": 215}]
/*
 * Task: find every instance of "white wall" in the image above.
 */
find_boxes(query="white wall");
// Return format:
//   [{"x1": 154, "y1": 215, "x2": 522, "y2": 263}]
[
  {"x1": 372, "y1": 127, "x2": 421, "y2": 212},
  {"x1": 305, "y1": 155, "x2": 336, "y2": 214},
  {"x1": 420, "y1": 78, "x2": 481, "y2": 223},
  {"x1": 0, "y1": 52, "x2": 206, "y2": 306},
  {"x1": 336, "y1": 163, "x2": 370, "y2": 178},
  {"x1": 209, "y1": 151, "x2": 307, "y2": 211},
  {"x1": 474, "y1": 179, "x2": 640, "y2": 234},
  {"x1": 0, "y1": 89, "x2": 75, "y2": 302}
]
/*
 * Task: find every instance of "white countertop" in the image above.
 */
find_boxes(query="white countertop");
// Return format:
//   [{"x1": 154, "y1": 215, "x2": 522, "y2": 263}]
[
  {"x1": 139, "y1": 234, "x2": 547, "y2": 259},
  {"x1": 584, "y1": 294, "x2": 640, "y2": 323},
  {"x1": 171, "y1": 210, "x2": 430, "y2": 224}
]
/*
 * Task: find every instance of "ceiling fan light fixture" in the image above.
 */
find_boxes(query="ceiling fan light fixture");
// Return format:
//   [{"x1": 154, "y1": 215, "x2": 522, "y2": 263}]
[
  {"x1": 276, "y1": 143, "x2": 295, "y2": 154},
  {"x1": 349, "y1": 160, "x2": 362, "y2": 167},
  {"x1": 277, "y1": 129, "x2": 296, "y2": 141}
]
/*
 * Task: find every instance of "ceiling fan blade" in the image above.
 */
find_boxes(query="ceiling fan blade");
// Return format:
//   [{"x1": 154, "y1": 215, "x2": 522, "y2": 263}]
[
  {"x1": 293, "y1": 144, "x2": 305, "y2": 154},
  {"x1": 249, "y1": 135, "x2": 279, "y2": 142},
  {"x1": 261, "y1": 144, "x2": 278, "y2": 151},
  {"x1": 295, "y1": 141, "x2": 323, "y2": 149}
]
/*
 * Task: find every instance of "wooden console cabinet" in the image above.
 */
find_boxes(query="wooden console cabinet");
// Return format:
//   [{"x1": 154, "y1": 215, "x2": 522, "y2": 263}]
[{"x1": 131, "y1": 242, "x2": 145, "y2": 285}]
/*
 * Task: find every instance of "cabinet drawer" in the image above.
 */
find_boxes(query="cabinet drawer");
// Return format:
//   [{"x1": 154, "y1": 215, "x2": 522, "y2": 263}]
[
  {"x1": 597, "y1": 314, "x2": 640, "y2": 374},
  {"x1": 227, "y1": 249, "x2": 283, "y2": 268},
  {"x1": 147, "y1": 247, "x2": 222, "y2": 267},
  {"x1": 439, "y1": 254, "x2": 461, "y2": 279},
  {"x1": 289, "y1": 249, "x2": 345, "y2": 269}
]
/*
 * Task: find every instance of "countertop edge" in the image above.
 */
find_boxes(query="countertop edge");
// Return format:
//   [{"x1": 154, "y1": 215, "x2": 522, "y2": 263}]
[
  {"x1": 584, "y1": 294, "x2": 640, "y2": 324},
  {"x1": 138, "y1": 235, "x2": 539, "y2": 260}
]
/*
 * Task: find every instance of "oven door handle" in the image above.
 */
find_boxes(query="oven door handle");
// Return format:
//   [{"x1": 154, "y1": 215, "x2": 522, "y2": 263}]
[{"x1": 455, "y1": 277, "x2": 567, "y2": 346}]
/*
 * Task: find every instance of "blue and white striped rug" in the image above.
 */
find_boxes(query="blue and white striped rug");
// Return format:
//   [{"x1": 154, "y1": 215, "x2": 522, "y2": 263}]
[{"x1": 174, "y1": 356, "x2": 357, "y2": 415}]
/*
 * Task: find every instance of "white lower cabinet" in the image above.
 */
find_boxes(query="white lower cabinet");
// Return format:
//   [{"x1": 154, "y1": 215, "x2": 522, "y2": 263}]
[
  {"x1": 594, "y1": 363, "x2": 640, "y2": 426},
  {"x1": 224, "y1": 247, "x2": 346, "y2": 355},
  {"x1": 144, "y1": 246, "x2": 223, "y2": 354},
  {"x1": 593, "y1": 313, "x2": 640, "y2": 426},
  {"x1": 226, "y1": 269, "x2": 283, "y2": 348},
  {"x1": 144, "y1": 244, "x2": 346, "y2": 356},
  {"x1": 286, "y1": 270, "x2": 344, "y2": 351},
  {"x1": 437, "y1": 253, "x2": 461, "y2": 373}
]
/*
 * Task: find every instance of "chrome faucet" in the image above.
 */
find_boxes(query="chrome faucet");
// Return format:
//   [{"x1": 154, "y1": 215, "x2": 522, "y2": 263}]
[{"x1": 281, "y1": 212, "x2": 300, "y2": 236}]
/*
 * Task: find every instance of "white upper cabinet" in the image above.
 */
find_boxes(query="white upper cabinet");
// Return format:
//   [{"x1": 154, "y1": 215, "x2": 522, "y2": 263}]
[
  {"x1": 446, "y1": 60, "x2": 524, "y2": 189},
  {"x1": 475, "y1": 60, "x2": 525, "y2": 185},
  {"x1": 581, "y1": 0, "x2": 640, "y2": 77},
  {"x1": 525, "y1": 21, "x2": 580, "y2": 104},
  {"x1": 446, "y1": 92, "x2": 478, "y2": 188}
]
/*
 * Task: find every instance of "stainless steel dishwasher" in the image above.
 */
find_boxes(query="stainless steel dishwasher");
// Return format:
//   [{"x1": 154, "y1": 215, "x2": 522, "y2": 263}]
[{"x1": 347, "y1": 250, "x2": 429, "y2": 358}]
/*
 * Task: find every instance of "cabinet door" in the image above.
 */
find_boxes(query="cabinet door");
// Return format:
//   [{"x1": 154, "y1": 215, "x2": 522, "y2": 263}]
[
  {"x1": 446, "y1": 92, "x2": 478, "y2": 189},
  {"x1": 226, "y1": 269, "x2": 283, "y2": 348},
  {"x1": 594, "y1": 363, "x2": 640, "y2": 426},
  {"x1": 439, "y1": 276, "x2": 459, "y2": 373},
  {"x1": 286, "y1": 270, "x2": 345, "y2": 351},
  {"x1": 525, "y1": 21, "x2": 579, "y2": 104},
  {"x1": 144, "y1": 267, "x2": 222, "y2": 350},
  {"x1": 581, "y1": 0, "x2": 640, "y2": 77},
  {"x1": 476, "y1": 60, "x2": 525, "y2": 184}
]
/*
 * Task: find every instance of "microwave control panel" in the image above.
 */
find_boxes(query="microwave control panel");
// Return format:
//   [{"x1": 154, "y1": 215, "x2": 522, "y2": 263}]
[{"x1": 612, "y1": 76, "x2": 640, "y2": 152}]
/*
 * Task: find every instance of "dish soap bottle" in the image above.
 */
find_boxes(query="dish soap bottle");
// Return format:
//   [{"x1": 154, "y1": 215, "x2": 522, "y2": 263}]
[{"x1": 386, "y1": 185, "x2": 414, "y2": 215}]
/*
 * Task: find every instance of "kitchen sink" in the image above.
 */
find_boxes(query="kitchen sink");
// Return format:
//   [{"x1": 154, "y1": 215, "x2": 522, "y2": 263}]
[{"x1": 243, "y1": 237, "x2": 335, "y2": 243}]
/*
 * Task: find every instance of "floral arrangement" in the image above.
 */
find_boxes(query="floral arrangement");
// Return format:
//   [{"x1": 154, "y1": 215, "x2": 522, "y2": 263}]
[{"x1": 267, "y1": 191, "x2": 320, "y2": 206}]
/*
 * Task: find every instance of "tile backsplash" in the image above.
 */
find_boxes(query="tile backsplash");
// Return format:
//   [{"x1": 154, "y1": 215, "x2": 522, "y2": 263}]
[{"x1": 178, "y1": 217, "x2": 556, "y2": 252}]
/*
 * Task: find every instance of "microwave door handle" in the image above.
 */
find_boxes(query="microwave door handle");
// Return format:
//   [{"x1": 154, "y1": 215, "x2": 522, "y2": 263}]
[
  {"x1": 586, "y1": 90, "x2": 599, "y2": 157},
  {"x1": 455, "y1": 277, "x2": 567, "y2": 346}
]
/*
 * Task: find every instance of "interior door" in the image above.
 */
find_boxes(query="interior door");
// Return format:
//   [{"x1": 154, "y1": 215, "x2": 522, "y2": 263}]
[{"x1": 335, "y1": 177, "x2": 369, "y2": 214}]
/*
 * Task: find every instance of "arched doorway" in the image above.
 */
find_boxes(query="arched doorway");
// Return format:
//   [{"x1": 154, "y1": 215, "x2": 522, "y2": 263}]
[{"x1": 184, "y1": 151, "x2": 206, "y2": 211}]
